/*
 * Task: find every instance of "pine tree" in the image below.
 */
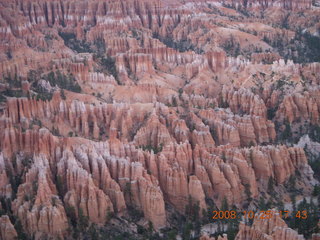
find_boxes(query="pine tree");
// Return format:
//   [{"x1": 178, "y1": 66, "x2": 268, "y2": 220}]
[{"x1": 221, "y1": 197, "x2": 229, "y2": 211}]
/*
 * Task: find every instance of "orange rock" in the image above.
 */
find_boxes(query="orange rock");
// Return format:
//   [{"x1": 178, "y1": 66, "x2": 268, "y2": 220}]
[
  {"x1": 276, "y1": 91, "x2": 319, "y2": 124},
  {"x1": 236, "y1": 211, "x2": 305, "y2": 240},
  {"x1": 58, "y1": 150, "x2": 114, "y2": 224},
  {"x1": 188, "y1": 175, "x2": 207, "y2": 213},
  {"x1": 11, "y1": 155, "x2": 69, "y2": 239},
  {"x1": 0, "y1": 0, "x2": 318, "y2": 237},
  {"x1": 0, "y1": 153, "x2": 12, "y2": 199}
]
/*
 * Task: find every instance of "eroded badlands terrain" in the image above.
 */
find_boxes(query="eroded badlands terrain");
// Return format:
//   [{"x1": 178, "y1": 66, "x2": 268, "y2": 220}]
[{"x1": 0, "y1": 0, "x2": 319, "y2": 239}]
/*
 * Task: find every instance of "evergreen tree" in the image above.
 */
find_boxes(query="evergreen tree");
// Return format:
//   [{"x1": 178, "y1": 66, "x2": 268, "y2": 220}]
[
  {"x1": 221, "y1": 197, "x2": 229, "y2": 211},
  {"x1": 60, "y1": 89, "x2": 66, "y2": 100},
  {"x1": 282, "y1": 119, "x2": 292, "y2": 141}
]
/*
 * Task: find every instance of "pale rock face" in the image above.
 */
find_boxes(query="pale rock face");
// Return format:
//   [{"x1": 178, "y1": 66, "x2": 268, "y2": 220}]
[{"x1": 296, "y1": 135, "x2": 320, "y2": 157}]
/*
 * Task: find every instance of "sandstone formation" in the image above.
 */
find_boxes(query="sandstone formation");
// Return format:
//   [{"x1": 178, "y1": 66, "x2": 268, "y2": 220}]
[
  {"x1": 0, "y1": 95, "x2": 315, "y2": 237},
  {"x1": 0, "y1": 88, "x2": 317, "y2": 238},
  {"x1": 276, "y1": 91, "x2": 320, "y2": 124}
]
